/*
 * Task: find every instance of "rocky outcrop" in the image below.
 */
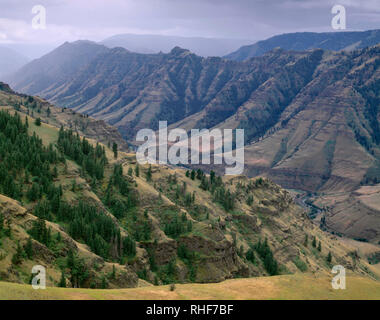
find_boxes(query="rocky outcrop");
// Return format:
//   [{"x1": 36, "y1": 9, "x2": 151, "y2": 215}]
[{"x1": 178, "y1": 236, "x2": 249, "y2": 282}]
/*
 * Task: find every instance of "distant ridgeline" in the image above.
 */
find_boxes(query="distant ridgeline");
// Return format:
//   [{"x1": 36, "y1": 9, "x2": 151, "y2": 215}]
[{"x1": 224, "y1": 29, "x2": 380, "y2": 61}]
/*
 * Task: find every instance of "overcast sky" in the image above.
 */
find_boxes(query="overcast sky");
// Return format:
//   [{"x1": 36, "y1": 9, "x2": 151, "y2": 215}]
[{"x1": 0, "y1": 0, "x2": 379, "y2": 46}]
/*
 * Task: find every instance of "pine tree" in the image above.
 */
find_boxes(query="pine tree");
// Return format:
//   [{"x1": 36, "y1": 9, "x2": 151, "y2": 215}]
[
  {"x1": 312, "y1": 236, "x2": 317, "y2": 248},
  {"x1": 25, "y1": 237, "x2": 33, "y2": 259},
  {"x1": 254, "y1": 238, "x2": 278, "y2": 275},
  {"x1": 112, "y1": 142, "x2": 118, "y2": 159},
  {"x1": 146, "y1": 165, "x2": 152, "y2": 181},
  {"x1": 12, "y1": 241, "x2": 25, "y2": 265},
  {"x1": 52, "y1": 166, "x2": 58, "y2": 178},
  {"x1": 246, "y1": 248, "x2": 255, "y2": 263},
  {"x1": 128, "y1": 167, "x2": 133, "y2": 176},
  {"x1": 66, "y1": 249, "x2": 89, "y2": 288},
  {"x1": 318, "y1": 241, "x2": 322, "y2": 252},
  {"x1": 111, "y1": 265, "x2": 116, "y2": 279},
  {"x1": 196, "y1": 169, "x2": 203, "y2": 180},
  {"x1": 210, "y1": 170, "x2": 215, "y2": 184},
  {"x1": 35, "y1": 118, "x2": 41, "y2": 126},
  {"x1": 187, "y1": 220, "x2": 193, "y2": 232},
  {"x1": 101, "y1": 276, "x2": 108, "y2": 289},
  {"x1": 27, "y1": 183, "x2": 41, "y2": 201},
  {"x1": 123, "y1": 236, "x2": 136, "y2": 257},
  {"x1": 57, "y1": 127, "x2": 107, "y2": 180},
  {"x1": 58, "y1": 272, "x2": 66, "y2": 287},
  {"x1": 200, "y1": 175, "x2": 209, "y2": 191},
  {"x1": 135, "y1": 165, "x2": 140, "y2": 177},
  {"x1": 327, "y1": 252, "x2": 332, "y2": 263}
]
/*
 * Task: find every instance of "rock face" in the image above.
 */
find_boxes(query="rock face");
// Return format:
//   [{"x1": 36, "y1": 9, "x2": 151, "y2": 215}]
[
  {"x1": 141, "y1": 235, "x2": 247, "y2": 283},
  {"x1": 7, "y1": 41, "x2": 380, "y2": 193},
  {"x1": 179, "y1": 235, "x2": 247, "y2": 282},
  {"x1": 148, "y1": 240, "x2": 177, "y2": 265}
]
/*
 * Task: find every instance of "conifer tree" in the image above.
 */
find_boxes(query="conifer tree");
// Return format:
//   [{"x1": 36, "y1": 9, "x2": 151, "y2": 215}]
[
  {"x1": 111, "y1": 265, "x2": 116, "y2": 279},
  {"x1": 101, "y1": 276, "x2": 108, "y2": 289},
  {"x1": 25, "y1": 237, "x2": 33, "y2": 259},
  {"x1": 12, "y1": 241, "x2": 25, "y2": 265},
  {"x1": 246, "y1": 248, "x2": 255, "y2": 263},
  {"x1": 58, "y1": 272, "x2": 66, "y2": 287},
  {"x1": 312, "y1": 236, "x2": 317, "y2": 248},
  {"x1": 112, "y1": 142, "x2": 118, "y2": 159},
  {"x1": 135, "y1": 164, "x2": 140, "y2": 177},
  {"x1": 146, "y1": 165, "x2": 152, "y2": 181}
]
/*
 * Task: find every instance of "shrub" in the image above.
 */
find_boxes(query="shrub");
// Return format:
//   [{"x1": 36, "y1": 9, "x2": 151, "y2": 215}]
[{"x1": 293, "y1": 256, "x2": 308, "y2": 272}]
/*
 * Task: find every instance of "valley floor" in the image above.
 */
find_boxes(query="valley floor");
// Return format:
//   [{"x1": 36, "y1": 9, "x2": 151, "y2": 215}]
[{"x1": 1, "y1": 274, "x2": 380, "y2": 300}]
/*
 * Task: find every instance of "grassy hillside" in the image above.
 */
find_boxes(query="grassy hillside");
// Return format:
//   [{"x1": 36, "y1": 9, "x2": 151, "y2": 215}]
[
  {"x1": 0, "y1": 84, "x2": 379, "y2": 295},
  {"x1": 0, "y1": 83, "x2": 128, "y2": 151},
  {"x1": 1, "y1": 273, "x2": 380, "y2": 300}
]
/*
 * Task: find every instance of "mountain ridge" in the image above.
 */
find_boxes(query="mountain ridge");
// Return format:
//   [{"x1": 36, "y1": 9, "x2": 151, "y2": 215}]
[
  {"x1": 101, "y1": 33, "x2": 253, "y2": 57},
  {"x1": 6, "y1": 42, "x2": 380, "y2": 195},
  {"x1": 224, "y1": 29, "x2": 380, "y2": 61}
]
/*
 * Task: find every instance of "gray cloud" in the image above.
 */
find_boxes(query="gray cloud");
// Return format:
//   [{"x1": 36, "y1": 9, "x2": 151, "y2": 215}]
[{"x1": 0, "y1": 0, "x2": 379, "y2": 45}]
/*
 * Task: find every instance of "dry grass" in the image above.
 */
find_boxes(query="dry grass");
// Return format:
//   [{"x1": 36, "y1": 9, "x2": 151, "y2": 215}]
[{"x1": 1, "y1": 274, "x2": 380, "y2": 300}]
